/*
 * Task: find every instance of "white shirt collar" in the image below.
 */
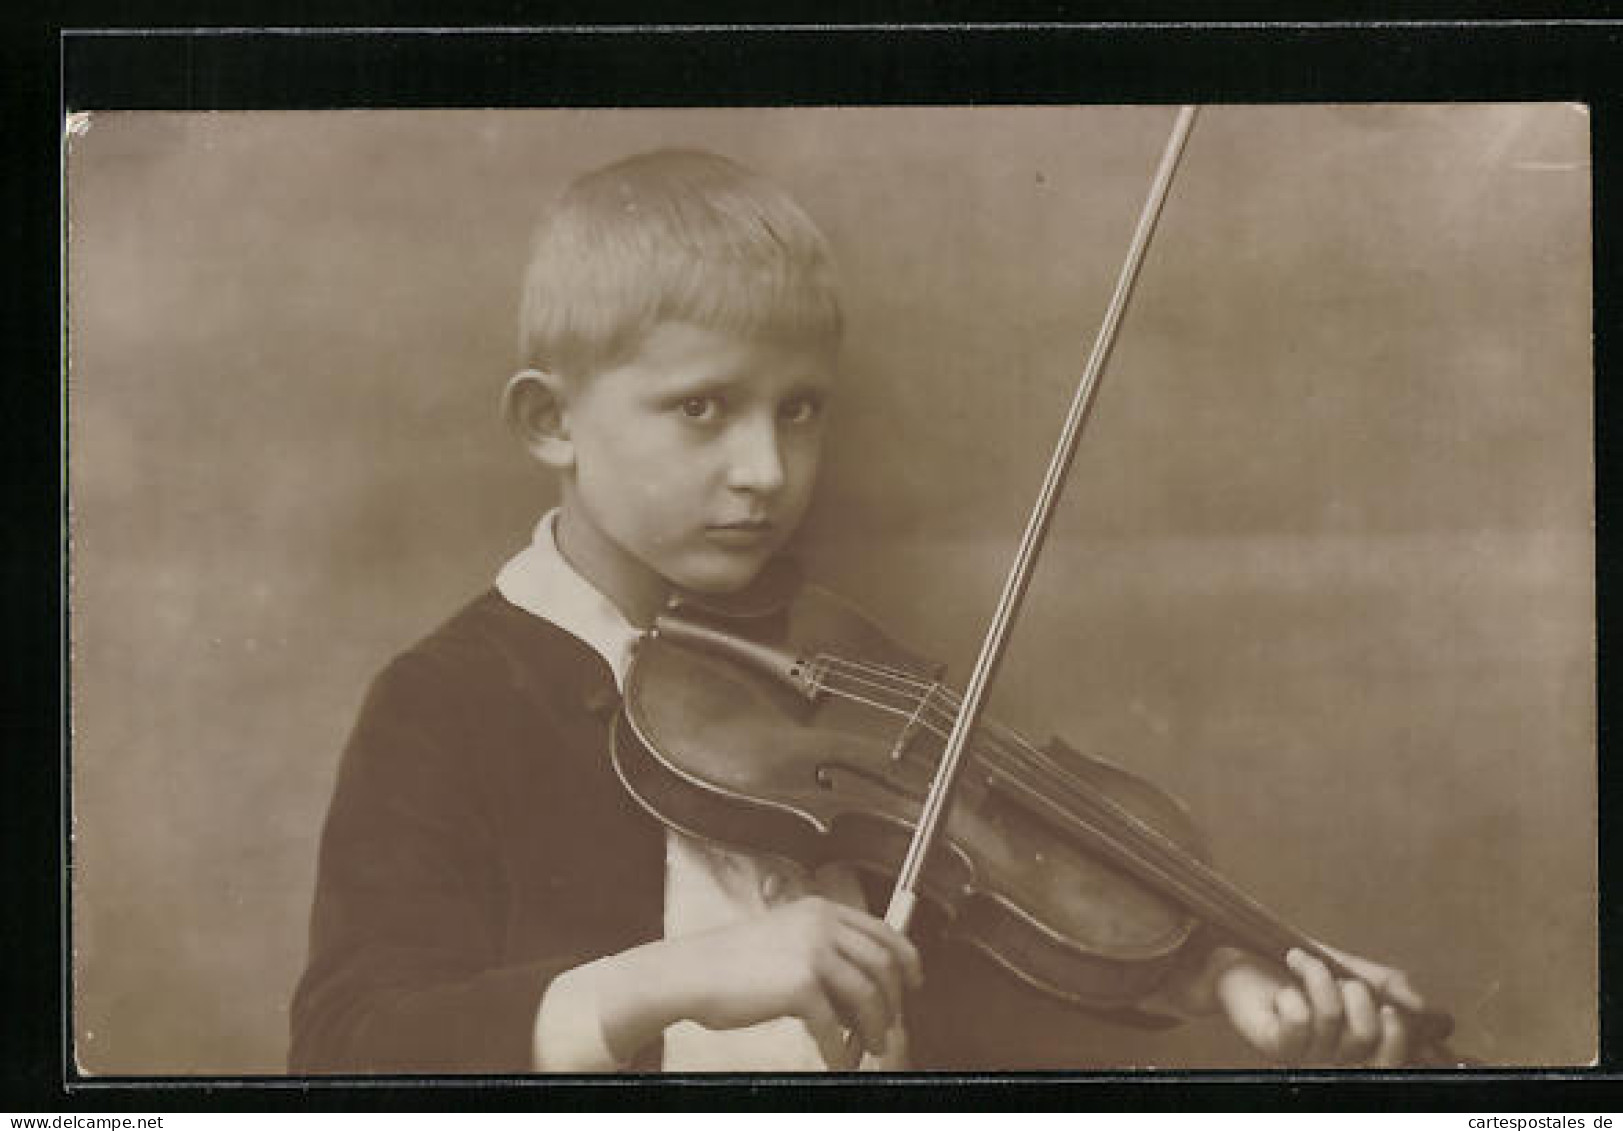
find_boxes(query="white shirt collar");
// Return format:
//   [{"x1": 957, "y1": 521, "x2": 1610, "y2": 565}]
[{"x1": 495, "y1": 510, "x2": 643, "y2": 689}]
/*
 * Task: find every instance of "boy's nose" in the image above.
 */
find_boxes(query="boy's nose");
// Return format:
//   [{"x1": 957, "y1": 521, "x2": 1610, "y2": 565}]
[{"x1": 725, "y1": 418, "x2": 787, "y2": 494}]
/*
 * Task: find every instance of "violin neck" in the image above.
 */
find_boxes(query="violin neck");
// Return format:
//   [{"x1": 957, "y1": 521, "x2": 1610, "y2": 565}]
[
  {"x1": 982, "y1": 727, "x2": 1460, "y2": 1057},
  {"x1": 980, "y1": 729, "x2": 1311, "y2": 959}
]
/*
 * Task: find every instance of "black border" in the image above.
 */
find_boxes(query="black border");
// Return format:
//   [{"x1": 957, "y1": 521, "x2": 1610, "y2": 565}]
[{"x1": 9, "y1": 6, "x2": 1623, "y2": 1111}]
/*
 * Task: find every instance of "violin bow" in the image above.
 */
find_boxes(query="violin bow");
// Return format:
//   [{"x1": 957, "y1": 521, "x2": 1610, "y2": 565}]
[
  {"x1": 844, "y1": 105, "x2": 1201, "y2": 1069},
  {"x1": 850, "y1": 105, "x2": 1471, "y2": 1070}
]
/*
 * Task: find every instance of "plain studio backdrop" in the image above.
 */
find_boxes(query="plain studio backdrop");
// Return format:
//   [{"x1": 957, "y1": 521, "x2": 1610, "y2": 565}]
[{"x1": 67, "y1": 106, "x2": 1593, "y2": 1074}]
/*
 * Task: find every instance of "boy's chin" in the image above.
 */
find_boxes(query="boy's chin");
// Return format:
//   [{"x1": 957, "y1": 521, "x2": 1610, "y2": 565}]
[
  {"x1": 671, "y1": 567, "x2": 766, "y2": 597},
  {"x1": 665, "y1": 552, "x2": 777, "y2": 597}
]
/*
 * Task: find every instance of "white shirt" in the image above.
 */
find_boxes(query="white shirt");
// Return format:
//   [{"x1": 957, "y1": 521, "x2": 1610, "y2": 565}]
[{"x1": 498, "y1": 511, "x2": 903, "y2": 1071}]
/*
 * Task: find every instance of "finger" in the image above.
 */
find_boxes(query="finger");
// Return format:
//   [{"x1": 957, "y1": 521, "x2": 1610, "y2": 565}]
[
  {"x1": 1371, "y1": 970, "x2": 1427, "y2": 1015},
  {"x1": 834, "y1": 927, "x2": 905, "y2": 1022},
  {"x1": 1272, "y1": 985, "x2": 1312, "y2": 1065},
  {"x1": 1286, "y1": 948, "x2": 1345, "y2": 1063},
  {"x1": 1335, "y1": 979, "x2": 1382, "y2": 1064},
  {"x1": 814, "y1": 948, "x2": 892, "y2": 1056},
  {"x1": 1372, "y1": 1004, "x2": 1410, "y2": 1068},
  {"x1": 1317, "y1": 942, "x2": 1427, "y2": 1014},
  {"x1": 800, "y1": 992, "x2": 854, "y2": 1070},
  {"x1": 832, "y1": 905, "x2": 924, "y2": 990}
]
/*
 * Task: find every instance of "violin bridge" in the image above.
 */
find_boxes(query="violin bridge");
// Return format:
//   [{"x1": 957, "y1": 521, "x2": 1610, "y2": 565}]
[{"x1": 889, "y1": 682, "x2": 939, "y2": 762}]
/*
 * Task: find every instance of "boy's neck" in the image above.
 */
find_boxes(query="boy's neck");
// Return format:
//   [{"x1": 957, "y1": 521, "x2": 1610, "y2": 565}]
[{"x1": 553, "y1": 500, "x2": 671, "y2": 629}]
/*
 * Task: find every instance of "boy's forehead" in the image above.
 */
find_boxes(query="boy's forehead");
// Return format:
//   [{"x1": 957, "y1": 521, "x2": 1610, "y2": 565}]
[{"x1": 625, "y1": 321, "x2": 839, "y2": 381}]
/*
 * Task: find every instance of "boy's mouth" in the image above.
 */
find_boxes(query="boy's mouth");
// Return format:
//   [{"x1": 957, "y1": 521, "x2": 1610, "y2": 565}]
[{"x1": 704, "y1": 519, "x2": 775, "y2": 549}]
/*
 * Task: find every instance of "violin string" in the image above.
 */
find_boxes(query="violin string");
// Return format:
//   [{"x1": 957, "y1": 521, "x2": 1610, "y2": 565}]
[
  {"x1": 873, "y1": 666, "x2": 1314, "y2": 960},
  {"x1": 810, "y1": 654, "x2": 1312, "y2": 958},
  {"x1": 806, "y1": 679, "x2": 940, "y2": 726},
  {"x1": 808, "y1": 666, "x2": 1297, "y2": 958},
  {"x1": 813, "y1": 655, "x2": 1310, "y2": 957},
  {"x1": 814, "y1": 658, "x2": 933, "y2": 714}
]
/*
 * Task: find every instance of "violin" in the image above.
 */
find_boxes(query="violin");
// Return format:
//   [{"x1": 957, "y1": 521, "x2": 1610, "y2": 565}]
[
  {"x1": 611, "y1": 575, "x2": 1464, "y2": 1065},
  {"x1": 612, "y1": 106, "x2": 1468, "y2": 1066}
]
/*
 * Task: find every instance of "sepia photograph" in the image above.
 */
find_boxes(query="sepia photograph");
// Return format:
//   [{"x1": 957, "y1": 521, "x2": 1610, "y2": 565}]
[{"x1": 64, "y1": 104, "x2": 1595, "y2": 1077}]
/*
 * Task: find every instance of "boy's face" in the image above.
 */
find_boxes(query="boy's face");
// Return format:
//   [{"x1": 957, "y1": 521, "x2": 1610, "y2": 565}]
[{"x1": 555, "y1": 320, "x2": 835, "y2": 614}]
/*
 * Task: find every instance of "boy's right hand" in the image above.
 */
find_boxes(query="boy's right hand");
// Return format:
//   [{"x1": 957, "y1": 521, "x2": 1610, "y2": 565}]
[
  {"x1": 596, "y1": 896, "x2": 923, "y2": 1067},
  {"x1": 680, "y1": 896, "x2": 923, "y2": 1063}
]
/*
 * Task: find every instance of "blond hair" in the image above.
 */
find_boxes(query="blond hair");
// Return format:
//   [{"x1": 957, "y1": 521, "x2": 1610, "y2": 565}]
[{"x1": 519, "y1": 149, "x2": 842, "y2": 379}]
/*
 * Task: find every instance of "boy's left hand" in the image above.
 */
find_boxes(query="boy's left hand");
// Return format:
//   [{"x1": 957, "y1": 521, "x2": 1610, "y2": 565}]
[{"x1": 1207, "y1": 944, "x2": 1426, "y2": 1066}]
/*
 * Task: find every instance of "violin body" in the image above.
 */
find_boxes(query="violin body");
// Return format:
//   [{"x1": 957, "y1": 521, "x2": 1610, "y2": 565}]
[{"x1": 611, "y1": 580, "x2": 1210, "y2": 1012}]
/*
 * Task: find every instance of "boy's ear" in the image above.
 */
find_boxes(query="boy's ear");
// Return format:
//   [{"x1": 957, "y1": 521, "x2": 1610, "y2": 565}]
[{"x1": 502, "y1": 368, "x2": 575, "y2": 471}]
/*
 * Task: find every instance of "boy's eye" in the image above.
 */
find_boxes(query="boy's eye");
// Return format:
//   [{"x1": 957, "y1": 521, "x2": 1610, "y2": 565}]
[
  {"x1": 780, "y1": 394, "x2": 824, "y2": 425},
  {"x1": 678, "y1": 396, "x2": 722, "y2": 421}
]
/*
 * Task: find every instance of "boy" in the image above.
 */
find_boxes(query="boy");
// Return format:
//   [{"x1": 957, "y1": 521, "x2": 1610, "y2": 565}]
[{"x1": 289, "y1": 148, "x2": 1425, "y2": 1073}]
